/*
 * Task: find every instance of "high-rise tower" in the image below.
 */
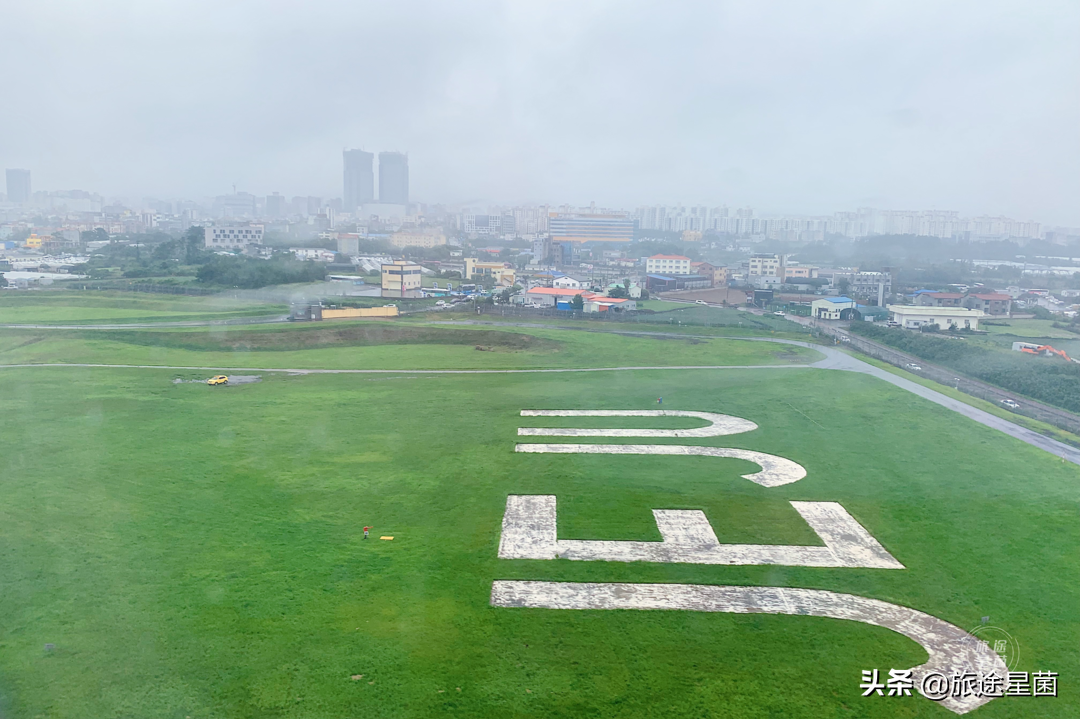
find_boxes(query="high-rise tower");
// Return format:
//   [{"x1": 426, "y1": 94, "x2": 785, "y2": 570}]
[
  {"x1": 343, "y1": 150, "x2": 374, "y2": 211},
  {"x1": 5, "y1": 169, "x2": 31, "y2": 203},
  {"x1": 378, "y1": 152, "x2": 408, "y2": 205}
]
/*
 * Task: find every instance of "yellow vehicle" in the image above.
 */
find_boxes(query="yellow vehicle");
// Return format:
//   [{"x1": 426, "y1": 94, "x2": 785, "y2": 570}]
[{"x1": 207, "y1": 375, "x2": 229, "y2": 386}]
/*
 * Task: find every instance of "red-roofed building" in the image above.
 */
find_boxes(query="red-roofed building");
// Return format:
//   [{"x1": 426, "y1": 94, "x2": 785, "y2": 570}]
[
  {"x1": 584, "y1": 296, "x2": 636, "y2": 312},
  {"x1": 963, "y1": 293, "x2": 1012, "y2": 316}
]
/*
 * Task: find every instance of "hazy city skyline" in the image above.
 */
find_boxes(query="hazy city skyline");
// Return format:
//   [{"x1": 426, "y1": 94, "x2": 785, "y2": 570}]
[{"x1": 2, "y1": 0, "x2": 1077, "y2": 225}]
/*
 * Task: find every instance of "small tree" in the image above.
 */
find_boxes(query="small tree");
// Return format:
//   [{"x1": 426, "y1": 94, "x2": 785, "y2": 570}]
[
  {"x1": 182, "y1": 226, "x2": 206, "y2": 264},
  {"x1": 570, "y1": 294, "x2": 584, "y2": 311},
  {"x1": 837, "y1": 278, "x2": 851, "y2": 296}
]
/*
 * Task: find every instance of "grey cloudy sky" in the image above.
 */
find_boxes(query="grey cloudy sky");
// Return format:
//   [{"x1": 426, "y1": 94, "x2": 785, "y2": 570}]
[{"x1": 3, "y1": 0, "x2": 1078, "y2": 224}]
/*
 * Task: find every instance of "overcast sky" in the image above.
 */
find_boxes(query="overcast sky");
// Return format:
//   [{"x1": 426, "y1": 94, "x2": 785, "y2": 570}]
[{"x1": 3, "y1": 0, "x2": 1078, "y2": 224}]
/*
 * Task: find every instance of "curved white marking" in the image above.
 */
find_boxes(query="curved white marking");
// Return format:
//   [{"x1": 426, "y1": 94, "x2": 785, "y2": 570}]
[
  {"x1": 514, "y1": 443, "x2": 806, "y2": 487},
  {"x1": 490, "y1": 581, "x2": 1006, "y2": 715},
  {"x1": 497, "y1": 495, "x2": 903, "y2": 568},
  {"x1": 518, "y1": 410, "x2": 758, "y2": 438}
]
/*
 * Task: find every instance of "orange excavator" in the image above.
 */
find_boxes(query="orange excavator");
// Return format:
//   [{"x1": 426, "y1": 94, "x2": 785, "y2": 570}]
[{"x1": 1018, "y1": 344, "x2": 1078, "y2": 362}]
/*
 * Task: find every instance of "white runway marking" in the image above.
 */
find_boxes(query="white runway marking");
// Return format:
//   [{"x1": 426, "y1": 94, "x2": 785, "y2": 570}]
[
  {"x1": 517, "y1": 409, "x2": 758, "y2": 438},
  {"x1": 490, "y1": 580, "x2": 1006, "y2": 715},
  {"x1": 497, "y1": 495, "x2": 903, "y2": 568},
  {"x1": 514, "y1": 443, "x2": 807, "y2": 487}
]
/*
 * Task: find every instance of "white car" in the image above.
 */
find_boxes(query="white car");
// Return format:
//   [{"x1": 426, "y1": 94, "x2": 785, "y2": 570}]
[
  {"x1": 905, "y1": 363, "x2": 922, "y2": 371},
  {"x1": 999, "y1": 399, "x2": 1021, "y2": 410},
  {"x1": 695, "y1": 300, "x2": 708, "y2": 305},
  {"x1": 435, "y1": 300, "x2": 446, "y2": 306},
  {"x1": 773, "y1": 311, "x2": 785, "y2": 316}
]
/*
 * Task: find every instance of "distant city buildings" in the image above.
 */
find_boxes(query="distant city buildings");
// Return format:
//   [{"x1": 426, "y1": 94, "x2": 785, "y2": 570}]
[
  {"x1": 214, "y1": 192, "x2": 258, "y2": 218},
  {"x1": 0, "y1": 151, "x2": 1072, "y2": 260},
  {"x1": 204, "y1": 223, "x2": 264, "y2": 249},
  {"x1": 378, "y1": 152, "x2": 409, "y2": 205},
  {"x1": 390, "y1": 228, "x2": 446, "y2": 249},
  {"x1": 5, "y1": 169, "x2": 31, "y2": 204},
  {"x1": 265, "y1": 192, "x2": 286, "y2": 219},
  {"x1": 343, "y1": 149, "x2": 375, "y2": 211},
  {"x1": 632, "y1": 205, "x2": 1048, "y2": 243},
  {"x1": 549, "y1": 212, "x2": 634, "y2": 243}
]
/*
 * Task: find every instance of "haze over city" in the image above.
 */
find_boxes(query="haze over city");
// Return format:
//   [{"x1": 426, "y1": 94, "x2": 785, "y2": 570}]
[{"x1": 2, "y1": 0, "x2": 1078, "y2": 225}]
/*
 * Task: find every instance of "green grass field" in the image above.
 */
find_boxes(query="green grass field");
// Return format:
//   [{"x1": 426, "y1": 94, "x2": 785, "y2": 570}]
[
  {"x1": 0, "y1": 293, "x2": 1077, "y2": 718},
  {"x1": 0, "y1": 291, "x2": 285, "y2": 325},
  {"x1": 0, "y1": 323, "x2": 820, "y2": 371}
]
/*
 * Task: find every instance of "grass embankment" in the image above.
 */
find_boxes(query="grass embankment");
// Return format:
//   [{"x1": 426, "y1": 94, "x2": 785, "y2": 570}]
[
  {"x1": 430, "y1": 305, "x2": 809, "y2": 341},
  {"x1": 0, "y1": 367, "x2": 1076, "y2": 717},
  {"x1": 0, "y1": 291, "x2": 285, "y2": 325},
  {"x1": 982, "y1": 319, "x2": 1080, "y2": 339},
  {"x1": 854, "y1": 353, "x2": 1080, "y2": 448},
  {"x1": 0, "y1": 322, "x2": 822, "y2": 370},
  {"x1": 848, "y1": 322, "x2": 1080, "y2": 414}
]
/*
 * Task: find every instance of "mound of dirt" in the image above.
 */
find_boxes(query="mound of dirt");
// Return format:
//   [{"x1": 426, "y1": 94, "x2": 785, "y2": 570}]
[{"x1": 97, "y1": 325, "x2": 560, "y2": 353}]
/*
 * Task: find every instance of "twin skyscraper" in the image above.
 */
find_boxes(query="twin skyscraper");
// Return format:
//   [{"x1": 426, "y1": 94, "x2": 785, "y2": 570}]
[{"x1": 343, "y1": 149, "x2": 408, "y2": 211}]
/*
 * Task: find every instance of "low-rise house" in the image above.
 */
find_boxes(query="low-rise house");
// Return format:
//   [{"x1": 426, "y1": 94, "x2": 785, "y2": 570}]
[
  {"x1": 522, "y1": 287, "x2": 590, "y2": 307},
  {"x1": 962, "y1": 293, "x2": 1012, "y2": 316},
  {"x1": 584, "y1": 296, "x2": 636, "y2": 312},
  {"x1": 646, "y1": 273, "x2": 711, "y2": 292},
  {"x1": 464, "y1": 257, "x2": 517, "y2": 286},
  {"x1": 552, "y1": 275, "x2": 583, "y2": 289},
  {"x1": 783, "y1": 264, "x2": 818, "y2": 280},
  {"x1": 522, "y1": 287, "x2": 636, "y2": 312},
  {"x1": 888, "y1": 305, "x2": 985, "y2": 330},
  {"x1": 916, "y1": 292, "x2": 964, "y2": 307},
  {"x1": 811, "y1": 296, "x2": 858, "y2": 320}
]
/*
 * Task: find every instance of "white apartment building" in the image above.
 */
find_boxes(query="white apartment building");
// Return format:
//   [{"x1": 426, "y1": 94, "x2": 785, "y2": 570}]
[
  {"x1": 645, "y1": 254, "x2": 692, "y2": 274},
  {"x1": 205, "y1": 223, "x2": 264, "y2": 249},
  {"x1": 748, "y1": 254, "x2": 783, "y2": 277}
]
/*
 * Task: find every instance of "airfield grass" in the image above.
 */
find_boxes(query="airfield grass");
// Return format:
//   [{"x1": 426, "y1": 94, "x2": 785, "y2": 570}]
[
  {"x1": 0, "y1": 291, "x2": 285, "y2": 325},
  {"x1": 982, "y1": 319, "x2": 1079, "y2": 340},
  {"x1": 0, "y1": 359, "x2": 1077, "y2": 718},
  {"x1": 0, "y1": 322, "x2": 821, "y2": 370}
]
